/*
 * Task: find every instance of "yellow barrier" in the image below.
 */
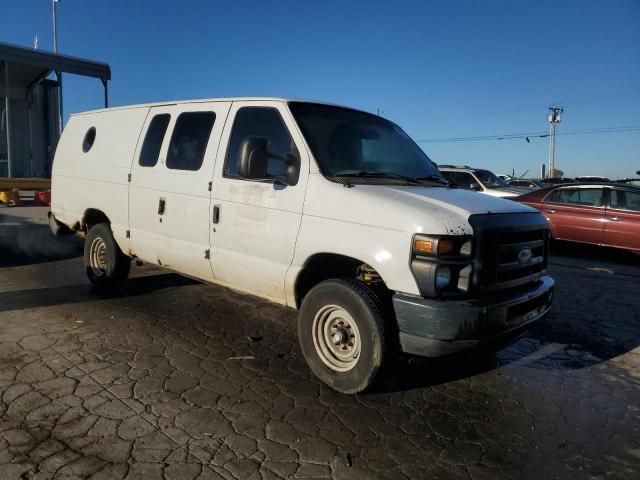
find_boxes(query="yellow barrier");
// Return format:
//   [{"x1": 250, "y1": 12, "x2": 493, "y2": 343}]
[
  {"x1": 0, "y1": 189, "x2": 22, "y2": 206},
  {"x1": 0, "y1": 178, "x2": 51, "y2": 191}
]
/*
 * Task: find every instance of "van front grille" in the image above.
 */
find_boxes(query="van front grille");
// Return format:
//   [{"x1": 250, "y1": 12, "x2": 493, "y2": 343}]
[{"x1": 469, "y1": 213, "x2": 550, "y2": 293}]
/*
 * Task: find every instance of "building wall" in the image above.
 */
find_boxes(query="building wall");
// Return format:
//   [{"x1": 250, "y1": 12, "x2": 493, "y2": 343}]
[{"x1": 0, "y1": 80, "x2": 59, "y2": 178}]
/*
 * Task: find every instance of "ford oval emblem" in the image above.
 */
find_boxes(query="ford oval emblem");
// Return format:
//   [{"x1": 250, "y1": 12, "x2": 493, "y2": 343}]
[{"x1": 518, "y1": 247, "x2": 533, "y2": 264}]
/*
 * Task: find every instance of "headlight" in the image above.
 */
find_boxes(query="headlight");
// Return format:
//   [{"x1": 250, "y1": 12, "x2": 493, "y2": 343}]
[
  {"x1": 435, "y1": 266, "x2": 451, "y2": 289},
  {"x1": 413, "y1": 235, "x2": 472, "y2": 257},
  {"x1": 460, "y1": 240, "x2": 472, "y2": 257},
  {"x1": 411, "y1": 234, "x2": 473, "y2": 297}
]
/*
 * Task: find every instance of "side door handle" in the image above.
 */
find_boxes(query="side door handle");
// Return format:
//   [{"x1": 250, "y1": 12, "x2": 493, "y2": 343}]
[
  {"x1": 212, "y1": 205, "x2": 220, "y2": 224},
  {"x1": 158, "y1": 198, "x2": 166, "y2": 215},
  {"x1": 545, "y1": 209, "x2": 556, "y2": 214},
  {"x1": 610, "y1": 216, "x2": 619, "y2": 221}
]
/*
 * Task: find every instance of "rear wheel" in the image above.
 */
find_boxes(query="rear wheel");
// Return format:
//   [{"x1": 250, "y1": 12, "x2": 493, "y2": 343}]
[
  {"x1": 298, "y1": 278, "x2": 387, "y2": 394},
  {"x1": 84, "y1": 223, "x2": 130, "y2": 291}
]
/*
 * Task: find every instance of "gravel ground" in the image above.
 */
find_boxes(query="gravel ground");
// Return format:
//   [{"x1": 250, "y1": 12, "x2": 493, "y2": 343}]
[{"x1": 1, "y1": 206, "x2": 639, "y2": 479}]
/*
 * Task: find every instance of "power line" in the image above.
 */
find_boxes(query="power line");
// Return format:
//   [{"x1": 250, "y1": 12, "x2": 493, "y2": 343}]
[
  {"x1": 416, "y1": 132, "x2": 547, "y2": 143},
  {"x1": 415, "y1": 125, "x2": 640, "y2": 143}
]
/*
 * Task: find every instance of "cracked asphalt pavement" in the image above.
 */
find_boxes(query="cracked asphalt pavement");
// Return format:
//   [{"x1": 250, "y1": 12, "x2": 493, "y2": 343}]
[{"x1": 1, "y1": 206, "x2": 639, "y2": 479}]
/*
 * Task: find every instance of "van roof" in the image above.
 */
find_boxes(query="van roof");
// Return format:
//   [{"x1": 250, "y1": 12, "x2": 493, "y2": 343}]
[{"x1": 71, "y1": 97, "x2": 360, "y2": 116}]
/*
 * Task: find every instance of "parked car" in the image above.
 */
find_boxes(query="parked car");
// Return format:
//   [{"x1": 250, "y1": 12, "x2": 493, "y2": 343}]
[
  {"x1": 575, "y1": 176, "x2": 610, "y2": 182},
  {"x1": 438, "y1": 165, "x2": 529, "y2": 197},
  {"x1": 516, "y1": 183, "x2": 640, "y2": 253},
  {"x1": 508, "y1": 179, "x2": 543, "y2": 190},
  {"x1": 50, "y1": 97, "x2": 554, "y2": 394},
  {"x1": 539, "y1": 177, "x2": 575, "y2": 186},
  {"x1": 616, "y1": 178, "x2": 640, "y2": 187}
]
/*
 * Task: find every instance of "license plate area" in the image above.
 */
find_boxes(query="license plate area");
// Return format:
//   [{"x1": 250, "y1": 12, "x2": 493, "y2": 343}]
[{"x1": 506, "y1": 291, "x2": 551, "y2": 324}]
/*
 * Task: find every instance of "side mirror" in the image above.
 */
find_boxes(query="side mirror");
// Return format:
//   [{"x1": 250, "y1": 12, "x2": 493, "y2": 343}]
[
  {"x1": 237, "y1": 136, "x2": 299, "y2": 186},
  {"x1": 469, "y1": 182, "x2": 482, "y2": 191},
  {"x1": 238, "y1": 136, "x2": 269, "y2": 180}
]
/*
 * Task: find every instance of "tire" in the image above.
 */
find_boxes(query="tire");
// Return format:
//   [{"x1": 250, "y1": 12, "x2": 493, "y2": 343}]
[
  {"x1": 84, "y1": 223, "x2": 130, "y2": 291},
  {"x1": 298, "y1": 278, "x2": 387, "y2": 394}
]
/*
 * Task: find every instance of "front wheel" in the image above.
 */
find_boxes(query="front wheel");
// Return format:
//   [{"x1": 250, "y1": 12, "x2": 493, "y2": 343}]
[
  {"x1": 298, "y1": 278, "x2": 387, "y2": 394},
  {"x1": 84, "y1": 223, "x2": 130, "y2": 291}
]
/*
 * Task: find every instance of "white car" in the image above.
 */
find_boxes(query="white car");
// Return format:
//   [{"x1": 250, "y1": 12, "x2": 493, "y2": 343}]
[
  {"x1": 50, "y1": 98, "x2": 554, "y2": 394},
  {"x1": 439, "y1": 166, "x2": 529, "y2": 198}
]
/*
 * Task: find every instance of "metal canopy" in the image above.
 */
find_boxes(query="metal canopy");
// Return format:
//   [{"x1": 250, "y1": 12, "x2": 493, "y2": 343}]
[
  {"x1": 0, "y1": 41, "x2": 110, "y2": 82},
  {"x1": 0, "y1": 41, "x2": 110, "y2": 106},
  {"x1": 1, "y1": 43, "x2": 112, "y2": 179}
]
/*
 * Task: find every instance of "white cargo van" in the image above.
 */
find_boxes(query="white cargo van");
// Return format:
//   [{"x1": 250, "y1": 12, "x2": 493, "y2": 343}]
[{"x1": 50, "y1": 98, "x2": 554, "y2": 394}]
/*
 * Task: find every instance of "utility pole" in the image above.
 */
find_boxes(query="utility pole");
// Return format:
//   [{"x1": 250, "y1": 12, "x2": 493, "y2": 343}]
[
  {"x1": 52, "y1": 0, "x2": 63, "y2": 133},
  {"x1": 547, "y1": 105, "x2": 563, "y2": 178}
]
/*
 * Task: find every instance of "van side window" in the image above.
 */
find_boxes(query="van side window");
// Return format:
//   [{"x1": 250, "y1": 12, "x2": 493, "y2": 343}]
[
  {"x1": 167, "y1": 112, "x2": 216, "y2": 171},
  {"x1": 139, "y1": 114, "x2": 170, "y2": 167},
  {"x1": 82, "y1": 127, "x2": 96, "y2": 153},
  {"x1": 224, "y1": 107, "x2": 296, "y2": 178}
]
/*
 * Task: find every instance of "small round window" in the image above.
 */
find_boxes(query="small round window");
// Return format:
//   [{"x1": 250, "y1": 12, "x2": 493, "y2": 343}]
[{"x1": 82, "y1": 127, "x2": 96, "y2": 153}]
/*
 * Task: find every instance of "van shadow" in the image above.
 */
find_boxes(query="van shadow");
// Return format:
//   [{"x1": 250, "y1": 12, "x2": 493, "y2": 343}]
[
  {"x1": 0, "y1": 273, "x2": 200, "y2": 313},
  {"x1": 0, "y1": 212, "x2": 83, "y2": 267},
  {"x1": 376, "y1": 350, "x2": 500, "y2": 393},
  {"x1": 376, "y1": 275, "x2": 640, "y2": 394}
]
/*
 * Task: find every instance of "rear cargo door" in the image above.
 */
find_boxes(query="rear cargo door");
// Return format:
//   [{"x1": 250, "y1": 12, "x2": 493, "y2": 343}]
[
  {"x1": 129, "y1": 101, "x2": 231, "y2": 280},
  {"x1": 129, "y1": 105, "x2": 175, "y2": 265}
]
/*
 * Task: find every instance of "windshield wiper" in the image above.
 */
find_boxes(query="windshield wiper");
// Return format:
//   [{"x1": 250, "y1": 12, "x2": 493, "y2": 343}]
[
  {"x1": 337, "y1": 171, "x2": 421, "y2": 184},
  {"x1": 413, "y1": 175, "x2": 449, "y2": 185}
]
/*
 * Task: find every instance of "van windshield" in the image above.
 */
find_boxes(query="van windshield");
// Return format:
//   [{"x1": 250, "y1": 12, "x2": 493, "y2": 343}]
[{"x1": 289, "y1": 102, "x2": 447, "y2": 186}]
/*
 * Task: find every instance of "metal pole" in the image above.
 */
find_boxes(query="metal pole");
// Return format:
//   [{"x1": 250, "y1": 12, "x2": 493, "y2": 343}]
[
  {"x1": 547, "y1": 106, "x2": 563, "y2": 178},
  {"x1": 52, "y1": 0, "x2": 58, "y2": 53},
  {"x1": 102, "y1": 79, "x2": 108, "y2": 108},
  {"x1": 57, "y1": 71, "x2": 63, "y2": 131},
  {"x1": 4, "y1": 62, "x2": 12, "y2": 178},
  {"x1": 547, "y1": 121, "x2": 553, "y2": 178},
  {"x1": 550, "y1": 122, "x2": 556, "y2": 177},
  {"x1": 52, "y1": 0, "x2": 63, "y2": 133}
]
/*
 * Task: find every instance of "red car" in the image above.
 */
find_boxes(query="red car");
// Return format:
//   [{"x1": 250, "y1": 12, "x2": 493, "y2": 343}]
[{"x1": 516, "y1": 183, "x2": 640, "y2": 253}]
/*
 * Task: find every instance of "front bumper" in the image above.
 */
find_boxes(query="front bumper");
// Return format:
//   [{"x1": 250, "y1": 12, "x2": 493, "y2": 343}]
[{"x1": 393, "y1": 276, "x2": 554, "y2": 357}]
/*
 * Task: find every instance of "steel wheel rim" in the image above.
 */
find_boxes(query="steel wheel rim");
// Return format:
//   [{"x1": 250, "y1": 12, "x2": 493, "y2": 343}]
[
  {"x1": 312, "y1": 304, "x2": 361, "y2": 372},
  {"x1": 89, "y1": 237, "x2": 108, "y2": 277}
]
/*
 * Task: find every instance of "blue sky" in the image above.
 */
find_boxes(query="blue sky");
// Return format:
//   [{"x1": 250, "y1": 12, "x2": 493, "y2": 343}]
[{"x1": 3, "y1": 0, "x2": 639, "y2": 178}]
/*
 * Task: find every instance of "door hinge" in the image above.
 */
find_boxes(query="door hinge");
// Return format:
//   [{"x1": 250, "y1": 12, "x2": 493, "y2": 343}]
[
  {"x1": 127, "y1": 173, "x2": 132, "y2": 182},
  {"x1": 208, "y1": 181, "x2": 213, "y2": 192},
  {"x1": 126, "y1": 230, "x2": 130, "y2": 238},
  {"x1": 204, "y1": 249, "x2": 210, "y2": 259}
]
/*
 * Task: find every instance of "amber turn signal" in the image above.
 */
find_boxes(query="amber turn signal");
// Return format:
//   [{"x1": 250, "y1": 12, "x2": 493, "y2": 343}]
[{"x1": 414, "y1": 238, "x2": 434, "y2": 254}]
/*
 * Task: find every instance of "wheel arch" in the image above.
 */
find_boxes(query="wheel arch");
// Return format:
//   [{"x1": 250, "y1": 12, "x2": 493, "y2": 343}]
[
  {"x1": 293, "y1": 252, "x2": 388, "y2": 309},
  {"x1": 82, "y1": 208, "x2": 111, "y2": 233}
]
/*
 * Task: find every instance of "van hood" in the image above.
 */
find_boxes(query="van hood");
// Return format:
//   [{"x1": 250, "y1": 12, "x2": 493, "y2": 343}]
[{"x1": 304, "y1": 175, "x2": 537, "y2": 236}]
